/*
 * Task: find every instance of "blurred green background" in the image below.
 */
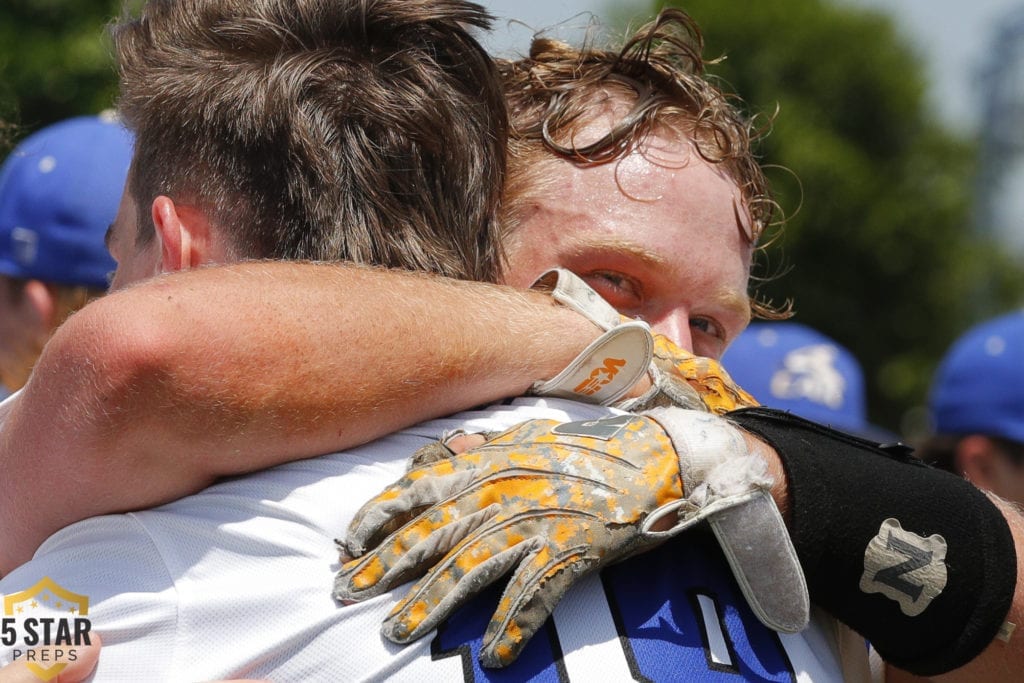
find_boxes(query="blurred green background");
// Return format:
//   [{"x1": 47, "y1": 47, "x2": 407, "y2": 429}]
[
  {"x1": 0, "y1": 0, "x2": 124, "y2": 133},
  {"x1": 3, "y1": 0, "x2": 1023, "y2": 437}
]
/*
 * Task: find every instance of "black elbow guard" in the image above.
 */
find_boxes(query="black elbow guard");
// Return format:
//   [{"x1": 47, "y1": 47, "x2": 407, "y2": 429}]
[{"x1": 728, "y1": 407, "x2": 1016, "y2": 676}]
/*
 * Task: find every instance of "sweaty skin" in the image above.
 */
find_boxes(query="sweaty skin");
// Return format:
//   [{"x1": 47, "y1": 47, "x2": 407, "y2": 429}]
[{"x1": 504, "y1": 133, "x2": 754, "y2": 359}]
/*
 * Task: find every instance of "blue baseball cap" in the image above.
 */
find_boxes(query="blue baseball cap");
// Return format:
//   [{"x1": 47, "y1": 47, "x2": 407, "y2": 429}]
[
  {"x1": 929, "y1": 309, "x2": 1024, "y2": 444},
  {"x1": 723, "y1": 321, "x2": 896, "y2": 442},
  {"x1": 0, "y1": 113, "x2": 133, "y2": 289}
]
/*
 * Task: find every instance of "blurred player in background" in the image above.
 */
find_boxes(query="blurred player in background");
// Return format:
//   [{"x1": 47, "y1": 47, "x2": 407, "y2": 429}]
[
  {"x1": 0, "y1": 114, "x2": 131, "y2": 394},
  {"x1": 918, "y1": 309, "x2": 1024, "y2": 505}
]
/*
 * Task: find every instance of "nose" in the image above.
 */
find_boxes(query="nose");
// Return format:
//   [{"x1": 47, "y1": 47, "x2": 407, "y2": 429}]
[{"x1": 650, "y1": 310, "x2": 692, "y2": 351}]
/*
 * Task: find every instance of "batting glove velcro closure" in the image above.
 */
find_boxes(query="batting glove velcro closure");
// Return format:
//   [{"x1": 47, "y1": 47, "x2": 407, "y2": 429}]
[
  {"x1": 528, "y1": 269, "x2": 654, "y2": 405},
  {"x1": 529, "y1": 321, "x2": 653, "y2": 405},
  {"x1": 642, "y1": 407, "x2": 810, "y2": 634}
]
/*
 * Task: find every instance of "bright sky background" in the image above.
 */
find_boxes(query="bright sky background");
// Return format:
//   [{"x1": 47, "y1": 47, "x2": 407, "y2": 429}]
[
  {"x1": 476, "y1": 0, "x2": 613, "y2": 58},
  {"x1": 477, "y1": 0, "x2": 1024, "y2": 134}
]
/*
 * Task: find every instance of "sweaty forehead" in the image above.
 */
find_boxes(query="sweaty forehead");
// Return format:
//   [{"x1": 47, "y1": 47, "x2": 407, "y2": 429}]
[
  {"x1": 555, "y1": 113, "x2": 753, "y2": 235},
  {"x1": 619, "y1": 136, "x2": 755, "y2": 238}
]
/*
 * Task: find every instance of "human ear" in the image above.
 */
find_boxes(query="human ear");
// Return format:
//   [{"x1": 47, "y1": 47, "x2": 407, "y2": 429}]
[
  {"x1": 955, "y1": 435, "x2": 1002, "y2": 493},
  {"x1": 151, "y1": 196, "x2": 210, "y2": 273},
  {"x1": 21, "y1": 279, "x2": 56, "y2": 332}
]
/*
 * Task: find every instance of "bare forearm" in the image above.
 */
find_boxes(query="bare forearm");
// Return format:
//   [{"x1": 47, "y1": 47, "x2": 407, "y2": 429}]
[
  {"x1": 0, "y1": 262, "x2": 597, "y2": 572},
  {"x1": 93, "y1": 263, "x2": 587, "y2": 461}
]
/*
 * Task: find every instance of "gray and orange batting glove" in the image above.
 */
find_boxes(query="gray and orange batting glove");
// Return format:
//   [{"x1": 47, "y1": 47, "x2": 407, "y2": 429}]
[
  {"x1": 618, "y1": 332, "x2": 760, "y2": 413},
  {"x1": 527, "y1": 268, "x2": 758, "y2": 414},
  {"x1": 334, "y1": 408, "x2": 808, "y2": 668}
]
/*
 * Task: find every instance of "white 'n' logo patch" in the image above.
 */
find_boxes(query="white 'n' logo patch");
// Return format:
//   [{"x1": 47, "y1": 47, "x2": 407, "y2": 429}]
[{"x1": 859, "y1": 518, "x2": 948, "y2": 616}]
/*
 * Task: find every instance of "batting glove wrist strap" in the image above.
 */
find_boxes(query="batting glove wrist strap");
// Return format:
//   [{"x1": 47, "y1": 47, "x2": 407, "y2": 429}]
[
  {"x1": 642, "y1": 407, "x2": 810, "y2": 634},
  {"x1": 528, "y1": 269, "x2": 653, "y2": 405}
]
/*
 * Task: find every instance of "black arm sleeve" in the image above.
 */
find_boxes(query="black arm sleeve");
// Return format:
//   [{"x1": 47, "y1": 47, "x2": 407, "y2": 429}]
[{"x1": 728, "y1": 407, "x2": 1016, "y2": 676}]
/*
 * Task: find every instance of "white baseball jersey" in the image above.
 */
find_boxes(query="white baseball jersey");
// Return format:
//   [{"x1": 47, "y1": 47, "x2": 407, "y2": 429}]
[{"x1": 0, "y1": 398, "x2": 850, "y2": 681}]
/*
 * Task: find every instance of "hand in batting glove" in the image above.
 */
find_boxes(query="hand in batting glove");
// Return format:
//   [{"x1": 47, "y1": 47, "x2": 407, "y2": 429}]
[
  {"x1": 525, "y1": 268, "x2": 759, "y2": 415},
  {"x1": 617, "y1": 333, "x2": 760, "y2": 413},
  {"x1": 407, "y1": 333, "x2": 758, "y2": 469},
  {"x1": 334, "y1": 408, "x2": 807, "y2": 668}
]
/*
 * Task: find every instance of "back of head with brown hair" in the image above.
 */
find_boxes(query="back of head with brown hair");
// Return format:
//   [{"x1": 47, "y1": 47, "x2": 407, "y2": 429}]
[
  {"x1": 112, "y1": 0, "x2": 507, "y2": 282},
  {"x1": 499, "y1": 8, "x2": 782, "y2": 316}
]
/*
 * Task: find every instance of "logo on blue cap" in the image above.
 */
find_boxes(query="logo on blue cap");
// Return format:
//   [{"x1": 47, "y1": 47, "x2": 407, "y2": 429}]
[
  {"x1": 724, "y1": 322, "x2": 894, "y2": 441},
  {"x1": 11, "y1": 227, "x2": 39, "y2": 268},
  {"x1": 766, "y1": 342, "x2": 847, "y2": 409}
]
